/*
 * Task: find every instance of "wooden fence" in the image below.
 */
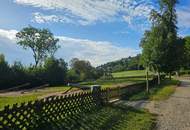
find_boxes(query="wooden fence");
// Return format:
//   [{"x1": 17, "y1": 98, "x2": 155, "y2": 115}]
[{"x1": 0, "y1": 78, "x2": 157, "y2": 130}]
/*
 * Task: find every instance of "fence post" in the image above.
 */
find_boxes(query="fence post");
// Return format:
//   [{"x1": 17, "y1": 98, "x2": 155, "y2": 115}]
[
  {"x1": 34, "y1": 100, "x2": 43, "y2": 129},
  {"x1": 91, "y1": 85, "x2": 102, "y2": 107},
  {"x1": 106, "y1": 88, "x2": 110, "y2": 103},
  {"x1": 118, "y1": 86, "x2": 121, "y2": 99}
]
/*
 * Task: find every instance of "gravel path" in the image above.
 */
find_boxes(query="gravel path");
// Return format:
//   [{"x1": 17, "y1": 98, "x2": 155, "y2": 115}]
[{"x1": 145, "y1": 79, "x2": 190, "y2": 130}]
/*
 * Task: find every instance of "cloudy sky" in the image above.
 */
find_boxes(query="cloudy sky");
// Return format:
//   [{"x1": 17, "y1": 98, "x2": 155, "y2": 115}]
[{"x1": 0, "y1": 0, "x2": 190, "y2": 66}]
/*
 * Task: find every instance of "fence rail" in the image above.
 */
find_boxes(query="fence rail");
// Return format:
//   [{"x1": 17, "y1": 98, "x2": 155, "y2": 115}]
[{"x1": 0, "y1": 78, "x2": 157, "y2": 130}]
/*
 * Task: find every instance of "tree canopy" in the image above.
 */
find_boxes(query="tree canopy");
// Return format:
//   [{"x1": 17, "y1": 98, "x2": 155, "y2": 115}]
[
  {"x1": 16, "y1": 26, "x2": 59, "y2": 67},
  {"x1": 141, "y1": 0, "x2": 179, "y2": 77}
]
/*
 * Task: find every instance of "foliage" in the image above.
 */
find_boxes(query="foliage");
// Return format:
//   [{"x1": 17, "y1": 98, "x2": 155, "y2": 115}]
[
  {"x1": 184, "y1": 36, "x2": 190, "y2": 68},
  {"x1": 0, "y1": 54, "x2": 12, "y2": 88},
  {"x1": 16, "y1": 26, "x2": 59, "y2": 66},
  {"x1": 44, "y1": 57, "x2": 68, "y2": 85},
  {"x1": 97, "y1": 55, "x2": 144, "y2": 73},
  {"x1": 0, "y1": 54, "x2": 68, "y2": 89},
  {"x1": 69, "y1": 58, "x2": 101, "y2": 81},
  {"x1": 140, "y1": 0, "x2": 180, "y2": 84},
  {"x1": 67, "y1": 69, "x2": 81, "y2": 82}
]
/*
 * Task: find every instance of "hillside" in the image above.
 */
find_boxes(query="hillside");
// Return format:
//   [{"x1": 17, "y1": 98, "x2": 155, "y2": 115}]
[{"x1": 97, "y1": 54, "x2": 144, "y2": 72}]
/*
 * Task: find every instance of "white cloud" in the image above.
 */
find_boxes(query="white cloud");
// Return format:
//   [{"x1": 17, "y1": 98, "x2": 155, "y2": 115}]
[
  {"x1": 0, "y1": 29, "x2": 17, "y2": 41},
  {"x1": 177, "y1": 7, "x2": 190, "y2": 28},
  {"x1": 57, "y1": 36, "x2": 139, "y2": 66},
  {"x1": 0, "y1": 29, "x2": 33, "y2": 64},
  {"x1": 0, "y1": 28, "x2": 139, "y2": 66},
  {"x1": 14, "y1": 0, "x2": 154, "y2": 26},
  {"x1": 32, "y1": 12, "x2": 74, "y2": 24}
]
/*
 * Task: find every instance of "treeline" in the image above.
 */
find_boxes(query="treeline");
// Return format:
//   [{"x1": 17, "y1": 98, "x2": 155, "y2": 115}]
[
  {"x1": 0, "y1": 55, "x2": 103, "y2": 90},
  {"x1": 0, "y1": 26, "x2": 104, "y2": 90},
  {"x1": 97, "y1": 55, "x2": 144, "y2": 73}
]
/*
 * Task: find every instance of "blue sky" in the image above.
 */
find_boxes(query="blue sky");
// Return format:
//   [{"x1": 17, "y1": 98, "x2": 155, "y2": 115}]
[{"x1": 0, "y1": 0, "x2": 190, "y2": 66}]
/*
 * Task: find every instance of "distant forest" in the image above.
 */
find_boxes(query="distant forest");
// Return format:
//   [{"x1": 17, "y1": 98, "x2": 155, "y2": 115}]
[{"x1": 97, "y1": 54, "x2": 144, "y2": 73}]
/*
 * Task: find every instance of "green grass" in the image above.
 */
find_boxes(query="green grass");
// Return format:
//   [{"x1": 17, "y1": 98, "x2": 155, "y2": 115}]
[
  {"x1": 0, "y1": 86, "x2": 70, "y2": 110},
  {"x1": 112, "y1": 70, "x2": 147, "y2": 78},
  {"x1": 0, "y1": 94, "x2": 38, "y2": 109},
  {"x1": 80, "y1": 70, "x2": 151, "y2": 88},
  {"x1": 58, "y1": 105, "x2": 155, "y2": 130},
  {"x1": 129, "y1": 79, "x2": 179, "y2": 101},
  {"x1": 80, "y1": 77, "x2": 146, "y2": 88}
]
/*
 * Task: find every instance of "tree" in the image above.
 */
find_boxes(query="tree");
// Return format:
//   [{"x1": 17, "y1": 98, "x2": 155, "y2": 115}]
[
  {"x1": 150, "y1": 0, "x2": 178, "y2": 79},
  {"x1": 140, "y1": 31, "x2": 154, "y2": 93},
  {"x1": 0, "y1": 54, "x2": 11, "y2": 89},
  {"x1": 67, "y1": 69, "x2": 80, "y2": 82},
  {"x1": 44, "y1": 57, "x2": 68, "y2": 85},
  {"x1": 184, "y1": 36, "x2": 190, "y2": 68},
  {"x1": 141, "y1": 0, "x2": 179, "y2": 89},
  {"x1": 69, "y1": 58, "x2": 97, "y2": 81},
  {"x1": 16, "y1": 26, "x2": 59, "y2": 67},
  {"x1": 11, "y1": 61, "x2": 26, "y2": 84}
]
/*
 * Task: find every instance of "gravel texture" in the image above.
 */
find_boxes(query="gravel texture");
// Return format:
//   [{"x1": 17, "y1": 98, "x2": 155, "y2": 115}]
[
  {"x1": 145, "y1": 79, "x2": 190, "y2": 130},
  {"x1": 115, "y1": 79, "x2": 190, "y2": 130}
]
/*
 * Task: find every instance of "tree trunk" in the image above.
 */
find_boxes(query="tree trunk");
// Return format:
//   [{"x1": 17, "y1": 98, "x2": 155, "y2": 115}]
[
  {"x1": 146, "y1": 67, "x2": 149, "y2": 94},
  {"x1": 175, "y1": 71, "x2": 179, "y2": 77},
  {"x1": 35, "y1": 60, "x2": 38, "y2": 67},
  {"x1": 169, "y1": 72, "x2": 172, "y2": 80},
  {"x1": 157, "y1": 71, "x2": 160, "y2": 85}
]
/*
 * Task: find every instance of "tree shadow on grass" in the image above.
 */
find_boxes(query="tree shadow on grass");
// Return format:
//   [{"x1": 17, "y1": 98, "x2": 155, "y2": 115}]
[{"x1": 36, "y1": 104, "x2": 156, "y2": 130}]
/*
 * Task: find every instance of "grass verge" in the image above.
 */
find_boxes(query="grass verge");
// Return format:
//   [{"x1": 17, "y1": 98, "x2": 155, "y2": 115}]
[{"x1": 129, "y1": 79, "x2": 179, "y2": 101}]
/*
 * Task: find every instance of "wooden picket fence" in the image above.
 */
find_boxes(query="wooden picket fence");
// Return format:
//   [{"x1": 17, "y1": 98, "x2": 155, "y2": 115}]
[{"x1": 0, "y1": 78, "x2": 157, "y2": 130}]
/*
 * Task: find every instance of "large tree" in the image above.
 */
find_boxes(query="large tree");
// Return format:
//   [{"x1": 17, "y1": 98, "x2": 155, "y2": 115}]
[
  {"x1": 44, "y1": 57, "x2": 68, "y2": 85},
  {"x1": 141, "y1": 0, "x2": 179, "y2": 88},
  {"x1": 151, "y1": 0, "x2": 179, "y2": 79},
  {"x1": 69, "y1": 58, "x2": 96, "y2": 81},
  {"x1": 16, "y1": 26, "x2": 59, "y2": 67}
]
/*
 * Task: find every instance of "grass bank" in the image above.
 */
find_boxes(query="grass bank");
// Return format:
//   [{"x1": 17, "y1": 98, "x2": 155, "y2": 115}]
[{"x1": 129, "y1": 79, "x2": 179, "y2": 101}]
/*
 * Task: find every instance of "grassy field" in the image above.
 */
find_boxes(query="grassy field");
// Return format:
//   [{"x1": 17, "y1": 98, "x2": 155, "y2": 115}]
[
  {"x1": 0, "y1": 70, "x2": 148, "y2": 110},
  {"x1": 129, "y1": 79, "x2": 179, "y2": 101},
  {"x1": 112, "y1": 70, "x2": 146, "y2": 78},
  {"x1": 81, "y1": 70, "x2": 148, "y2": 88}
]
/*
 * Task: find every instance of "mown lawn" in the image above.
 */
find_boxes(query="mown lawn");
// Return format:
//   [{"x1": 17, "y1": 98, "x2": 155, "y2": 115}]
[
  {"x1": 128, "y1": 79, "x2": 179, "y2": 101},
  {"x1": 112, "y1": 70, "x2": 147, "y2": 78},
  {"x1": 0, "y1": 86, "x2": 70, "y2": 110},
  {"x1": 80, "y1": 70, "x2": 150, "y2": 88},
  {"x1": 80, "y1": 77, "x2": 146, "y2": 88}
]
